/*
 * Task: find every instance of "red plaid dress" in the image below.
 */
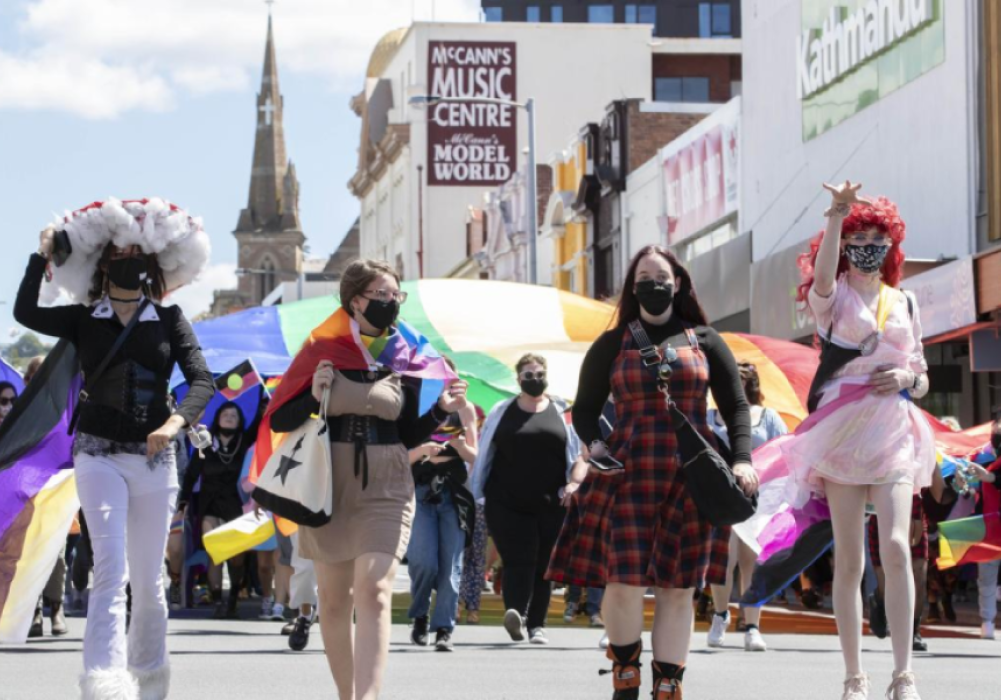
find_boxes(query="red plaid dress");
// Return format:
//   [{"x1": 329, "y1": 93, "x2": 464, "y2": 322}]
[{"x1": 548, "y1": 326, "x2": 730, "y2": 589}]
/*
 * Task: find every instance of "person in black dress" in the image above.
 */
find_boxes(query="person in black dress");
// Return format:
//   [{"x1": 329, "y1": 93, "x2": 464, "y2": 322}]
[
  {"x1": 178, "y1": 394, "x2": 266, "y2": 619},
  {"x1": 549, "y1": 245, "x2": 755, "y2": 700},
  {"x1": 470, "y1": 353, "x2": 585, "y2": 646}
]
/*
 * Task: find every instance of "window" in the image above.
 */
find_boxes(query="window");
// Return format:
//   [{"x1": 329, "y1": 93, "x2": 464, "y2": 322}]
[
  {"x1": 551, "y1": 5, "x2": 563, "y2": 22},
  {"x1": 526, "y1": 6, "x2": 541, "y2": 22},
  {"x1": 484, "y1": 6, "x2": 503, "y2": 22},
  {"x1": 625, "y1": 5, "x2": 657, "y2": 25},
  {"x1": 654, "y1": 77, "x2": 711, "y2": 103},
  {"x1": 699, "y1": 3, "x2": 732, "y2": 37},
  {"x1": 588, "y1": 5, "x2": 614, "y2": 23}
]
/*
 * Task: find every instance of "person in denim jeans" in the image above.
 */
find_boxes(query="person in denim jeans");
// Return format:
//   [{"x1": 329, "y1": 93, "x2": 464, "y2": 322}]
[
  {"x1": 406, "y1": 393, "x2": 480, "y2": 652},
  {"x1": 564, "y1": 585, "x2": 605, "y2": 626}
]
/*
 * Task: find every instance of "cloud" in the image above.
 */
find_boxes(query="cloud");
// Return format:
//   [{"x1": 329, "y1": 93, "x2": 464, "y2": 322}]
[
  {"x1": 163, "y1": 262, "x2": 238, "y2": 321},
  {"x1": 0, "y1": 0, "x2": 481, "y2": 119}
]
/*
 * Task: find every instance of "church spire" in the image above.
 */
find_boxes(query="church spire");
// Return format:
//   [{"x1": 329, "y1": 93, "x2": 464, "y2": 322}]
[{"x1": 237, "y1": 13, "x2": 297, "y2": 232}]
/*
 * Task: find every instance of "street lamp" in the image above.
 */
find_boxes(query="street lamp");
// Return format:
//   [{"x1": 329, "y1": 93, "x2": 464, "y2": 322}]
[{"x1": 409, "y1": 93, "x2": 539, "y2": 285}]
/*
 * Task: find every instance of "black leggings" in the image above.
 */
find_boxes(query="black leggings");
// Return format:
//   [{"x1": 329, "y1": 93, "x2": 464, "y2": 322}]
[{"x1": 485, "y1": 499, "x2": 565, "y2": 629}]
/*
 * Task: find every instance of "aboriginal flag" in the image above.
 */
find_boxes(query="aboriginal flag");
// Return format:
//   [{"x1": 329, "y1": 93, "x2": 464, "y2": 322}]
[{"x1": 216, "y1": 359, "x2": 263, "y2": 401}]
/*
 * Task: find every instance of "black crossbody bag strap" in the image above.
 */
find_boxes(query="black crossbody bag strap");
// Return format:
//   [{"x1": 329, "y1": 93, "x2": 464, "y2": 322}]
[
  {"x1": 68, "y1": 299, "x2": 151, "y2": 434},
  {"x1": 627, "y1": 320, "x2": 701, "y2": 433}
]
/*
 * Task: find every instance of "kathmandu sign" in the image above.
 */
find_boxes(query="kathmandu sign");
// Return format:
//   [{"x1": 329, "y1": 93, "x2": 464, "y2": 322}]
[
  {"x1": 427, "y1": 41, "x2": 517, "y2": 187},
  {"x1": 797, "y1": 0, "x2": 933, "y2": 100}
]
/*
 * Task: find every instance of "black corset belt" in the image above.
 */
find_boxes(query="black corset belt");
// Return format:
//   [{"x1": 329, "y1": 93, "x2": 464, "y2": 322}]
[{"x1": 326, "y1": 414, "x2": 401, "y2": 489}]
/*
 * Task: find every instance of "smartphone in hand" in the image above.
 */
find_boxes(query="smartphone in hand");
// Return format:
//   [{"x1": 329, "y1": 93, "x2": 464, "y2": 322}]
[{"x1": 589, "y1": 454, "x2": 625, "y2": 472}]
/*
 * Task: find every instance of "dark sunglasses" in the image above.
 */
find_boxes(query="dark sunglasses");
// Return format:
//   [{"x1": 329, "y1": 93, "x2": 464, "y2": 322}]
[
  {"x1": 0, "y1": 397, "x2": 15, "y2": 407},
  {"x1": 519, "y1": 370, "x2": 547, "y2": 381}
]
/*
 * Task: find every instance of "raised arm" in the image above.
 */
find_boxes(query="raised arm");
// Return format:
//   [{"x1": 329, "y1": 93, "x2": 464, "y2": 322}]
[
  {"x1": 14, "y1": 252, "x2": 85, "y2": 341},
  {"x1": 814, "y1": 181, "x2": 871, "y2": 298}
]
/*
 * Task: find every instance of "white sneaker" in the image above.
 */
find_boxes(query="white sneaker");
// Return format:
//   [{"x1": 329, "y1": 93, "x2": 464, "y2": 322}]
[
  {"x1": 982, "y1": 622, "x2": 996, "y2": 640},
  {"x1": 270, "y1": 602, "x2": 286, "y2": 622},
  {"x1": 259, "y1": 596, "x2": 275, "y2": 621},
  {"x1": 707, "y1": 610, "x2": 730, "y2": 648},
  {"x1": 528, "y1": 627, "x2": 549, "y2": 645},
  {"x1": 841, "y1": 673, "x2": 870, "y2": 700},
  {"x1": 886, "y1": 671, "x2": 921, "y2": 700},
  {"x1": 598, "y1": 632, "x2": 609, "y2": 650},
  {"x1": 744, "y1": 626, "x2": 767, "y2": 651},
  {"x1": 503, "y1": 609, "x2": 526, "y2": 642}
]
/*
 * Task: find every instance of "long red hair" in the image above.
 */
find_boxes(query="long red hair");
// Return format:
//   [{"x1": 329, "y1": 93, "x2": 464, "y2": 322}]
[{"x1": 796, "y1": 197, "x2": 907, "y2": 304}]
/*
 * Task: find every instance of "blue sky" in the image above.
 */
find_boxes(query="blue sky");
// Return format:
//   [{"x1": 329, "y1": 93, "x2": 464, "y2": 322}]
[{"x1": 0, "y1": 0, "x2": 479, "y2": 342}]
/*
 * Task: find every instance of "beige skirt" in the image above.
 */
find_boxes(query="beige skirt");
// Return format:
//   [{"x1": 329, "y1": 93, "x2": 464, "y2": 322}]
[{"x1": 298, "y1": 441, "x2": 415, "y2": 564}]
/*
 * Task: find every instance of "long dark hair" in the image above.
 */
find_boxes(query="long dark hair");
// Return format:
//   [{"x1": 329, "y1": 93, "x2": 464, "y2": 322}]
[
  {"x1": 88, "y1": 243, "x2": 168, "y2": 303},
  {"x1": 738, "y1": 362, "x2": 764, "y2": 406},
  {"x1": 210, "y1": 401, "x2": 246, "y2": 438},
  {"x1": 614, "y1": 245, "x2": 708, "y2": 328}
]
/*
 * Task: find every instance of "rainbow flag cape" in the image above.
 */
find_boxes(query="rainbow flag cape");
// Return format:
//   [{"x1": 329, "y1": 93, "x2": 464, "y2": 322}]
[
  {"x1": 0, "y1": 341, "x2": 81, "y2": 643},
  {"x1": 937, "y1": 459, "x2": 1001, "y2": 569}
]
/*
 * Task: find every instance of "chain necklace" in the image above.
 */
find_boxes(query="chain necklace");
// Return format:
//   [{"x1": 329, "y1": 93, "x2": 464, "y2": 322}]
[{"x1": 216, "y1": 433, "x2": 243, "y2": 465}]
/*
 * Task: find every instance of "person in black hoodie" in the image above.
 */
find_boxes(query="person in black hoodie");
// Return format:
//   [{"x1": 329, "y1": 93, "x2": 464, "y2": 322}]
[{"x1": 178, "y1": 394, "x2": 266, "y2": 619}]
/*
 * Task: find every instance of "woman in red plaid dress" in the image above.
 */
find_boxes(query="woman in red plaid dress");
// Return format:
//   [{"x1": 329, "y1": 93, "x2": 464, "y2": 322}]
[{"x1": 550, "y1": 246, "x2": 756, "y2": 700}]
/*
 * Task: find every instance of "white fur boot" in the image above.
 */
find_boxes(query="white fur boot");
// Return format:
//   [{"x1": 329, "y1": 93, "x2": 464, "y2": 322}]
[
  {"x1": 79, "y1": 668, "x2": 139, "y2": 700},
  {"x1": 130, "y1": 665, "x2": 170, "y2": 700}
]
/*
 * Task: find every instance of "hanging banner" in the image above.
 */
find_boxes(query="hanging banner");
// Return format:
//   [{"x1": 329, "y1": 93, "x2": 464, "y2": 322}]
[{"x1": 427, "y1": 41, "x2": 518, "y2": 187}]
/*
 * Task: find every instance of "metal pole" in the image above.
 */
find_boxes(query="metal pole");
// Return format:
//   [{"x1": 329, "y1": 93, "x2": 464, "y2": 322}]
[
  {"x1": 417, "y1": 164, "x2": 425, "y2": 278},
  {"x1": 525, "y1": 97, "x2": 538, "y2": 285}
]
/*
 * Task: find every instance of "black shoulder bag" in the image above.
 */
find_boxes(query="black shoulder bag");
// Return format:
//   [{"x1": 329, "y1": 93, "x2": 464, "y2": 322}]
[
  {"x1": 628, "y1": 321, "x2": 756, "y2": 527},
  {"x1": 68, "y1": 299, "x2": 151, "y2": 434}
]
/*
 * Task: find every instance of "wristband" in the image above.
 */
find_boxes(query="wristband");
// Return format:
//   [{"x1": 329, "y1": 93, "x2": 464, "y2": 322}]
[{"x1": 824, "y1": 202, "x2": 851, "y2": 218}]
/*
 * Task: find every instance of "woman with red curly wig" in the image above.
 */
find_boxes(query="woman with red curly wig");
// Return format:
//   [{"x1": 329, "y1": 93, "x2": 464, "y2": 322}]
[{"x1": 789, "y1": 181, "x2": 934, "y2": 700}]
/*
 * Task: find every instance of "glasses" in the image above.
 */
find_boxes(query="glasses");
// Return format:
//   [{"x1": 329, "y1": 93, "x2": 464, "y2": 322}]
[
  {"x1": 364, "y1": 289, "x2": 408, "y2": 304},
  {"x1": 519, "y1": 370, "x2": 547, "y2": 381},
  {"x1": 844, "y1": 233, "x2": 891, "y2": 246},
  {"x1": 0, "y1": 397, "x2": 15, "y2": 407}
]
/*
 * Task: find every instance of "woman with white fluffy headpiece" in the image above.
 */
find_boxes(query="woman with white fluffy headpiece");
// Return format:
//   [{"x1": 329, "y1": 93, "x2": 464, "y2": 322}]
[{"x1": 13, "y1": 198, "x2": 216, "y2": 700}]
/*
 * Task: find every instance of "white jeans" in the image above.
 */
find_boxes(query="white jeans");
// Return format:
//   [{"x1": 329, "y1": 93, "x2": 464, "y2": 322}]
[
  {"x1": 289, "y1": 532, "x2": 317, "y2": 610},
  {"x1": 979, "y1": 559, "x2": 1001, "y2": 624},
  {"x1": 75, "y1": 450, "x2": 177, "y2": 676}
]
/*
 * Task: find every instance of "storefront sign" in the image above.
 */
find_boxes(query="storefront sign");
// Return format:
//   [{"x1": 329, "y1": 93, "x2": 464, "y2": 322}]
[
  {"x1": 900, "y1": 257, "x2": 977, "y2": 339},
  {"x1": 427, "y1": 41, "x2": 517, "y2": 187},
  {"x1": 663, "y1": 98, "x2": 739, "y2": 245},
  {"x1": 799, "y1": 0, "x2": 944, "y2": 140},
  {"x1": 798, "y1": 0, "x2": 933, "y2": 99}
]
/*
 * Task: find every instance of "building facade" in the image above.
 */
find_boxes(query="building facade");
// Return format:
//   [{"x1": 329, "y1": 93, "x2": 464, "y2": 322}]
[
  {"x1": 742, "y1": 0, "x2": 999, "y2": 425},
  {"x1": 349, "y1": 21, "x2": 653, "y2": 286},
  {"x1": 212, "y1": 16, "x2": 306, "y2": 316}
]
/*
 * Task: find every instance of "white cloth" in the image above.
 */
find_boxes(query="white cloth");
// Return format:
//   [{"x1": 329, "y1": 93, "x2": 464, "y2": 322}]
[
  {"x1": 289, "y1": 532, "x2": 317, "y2": 610},
  {"x1": 75, "y1": 451, "x2": 177, "y2": 676},
  {"x1": 979, "y1": 560, "x2": 1000, "y2": 625}
]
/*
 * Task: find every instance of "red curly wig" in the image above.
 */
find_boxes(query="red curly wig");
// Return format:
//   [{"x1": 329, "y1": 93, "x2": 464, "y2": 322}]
[{"x1": 796, "y1": 196, "x2": 906, "y2": 304}]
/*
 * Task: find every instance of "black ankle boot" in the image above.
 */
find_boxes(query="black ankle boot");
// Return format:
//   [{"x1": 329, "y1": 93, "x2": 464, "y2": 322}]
[
  {"x1": 912, "y1": 618, "x2": 928, "y2": 652},
  {"x1": 211, "y1": 589, "x2": 226, "y2": 620},
  {"x1": 651, "y1": 661, "x2": 685, "y2": 700},
  {"x1": 601, "y1": 640, "x2": 642, "y2": 700},
  {"x1": 225, "y1": 588, "x2": 240, "y2": 620}
]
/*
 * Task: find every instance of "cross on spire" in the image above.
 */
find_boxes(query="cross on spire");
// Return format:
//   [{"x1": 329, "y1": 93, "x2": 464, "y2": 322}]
[{"x1": 260, "y1": 96, "x2": 275, "y2": 126}]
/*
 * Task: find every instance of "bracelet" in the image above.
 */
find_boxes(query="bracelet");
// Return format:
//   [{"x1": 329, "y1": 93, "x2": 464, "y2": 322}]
[{"x1": 824, "y1": 202, "x2": 851, "y2": 218}]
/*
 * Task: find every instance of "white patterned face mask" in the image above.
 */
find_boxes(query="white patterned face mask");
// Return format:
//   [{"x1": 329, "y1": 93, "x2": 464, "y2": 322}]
[{"x1": 843, "y1": 244, "x2": 890, "y2": 274}]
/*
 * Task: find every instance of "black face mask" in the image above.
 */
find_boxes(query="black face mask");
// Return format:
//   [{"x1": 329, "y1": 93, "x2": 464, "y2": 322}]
[
  {"x1": 108, "y1": 257, "x2": 147, "y2": 291},
  {"x1": 218, "y1": 427, "x2": 239, "y2": 438},
  {"x1": 520, "y1": 379, "x2": 548, "y2": 398},
  {"x1": 635, "y1": 279, "x2": 675, "y2": 316},
  {"x1": 360, "y1": 298, "x2": 400, "y2": 331},
  {"x1": 843, "y1": 244, "x2": 890, "y2": 275},
  {"x1": 992, "y1": 434, "x2": 1001, "y2": 454}
]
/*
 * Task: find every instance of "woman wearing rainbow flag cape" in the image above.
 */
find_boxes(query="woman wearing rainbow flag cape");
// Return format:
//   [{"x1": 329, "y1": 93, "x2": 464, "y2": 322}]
[
  {"x1": 260, "y1": 259, "x2": 465, "y2": 700},
  {"x1": 754, "y1": 182, "x2": 935, "y2": 700},
  {"x1": 9, "y1": 199, "x2": 214, "y2": 700}
]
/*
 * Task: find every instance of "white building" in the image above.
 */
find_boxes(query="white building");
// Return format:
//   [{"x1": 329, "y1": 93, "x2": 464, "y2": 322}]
[{"x1": 349, "y1": 21, "x2": 653, "y2": 286}]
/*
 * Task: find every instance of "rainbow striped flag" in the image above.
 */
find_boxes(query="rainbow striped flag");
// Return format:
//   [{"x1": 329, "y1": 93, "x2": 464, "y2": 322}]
[
  {"x1": 938, "y1": 460, "x2": 1001, "y2": 569},
  {"x1": 0, "y1": 341, "x2": 81, "y2": 643}
]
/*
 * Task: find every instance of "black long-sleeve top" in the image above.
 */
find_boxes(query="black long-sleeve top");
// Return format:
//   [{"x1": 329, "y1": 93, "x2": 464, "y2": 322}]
[
  {"x1": 15, "y1": 253, "x2": 215, "y2": 443},
  {"x1": 270, "y1": 371, "x2": 447, "y2": 449},
  {"x1": 573, "y1": 317, "x2": 753, "y2": 463}
]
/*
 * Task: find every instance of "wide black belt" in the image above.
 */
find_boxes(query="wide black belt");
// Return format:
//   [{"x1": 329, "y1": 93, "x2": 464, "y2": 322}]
[{"x1": 326, "y1": 415, "x2": 400, "y2": 489}]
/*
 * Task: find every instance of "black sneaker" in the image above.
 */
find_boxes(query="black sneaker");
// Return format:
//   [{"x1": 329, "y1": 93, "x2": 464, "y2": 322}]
[
  {"x1": 28, "y1": 605, "x2": 43, "y2": 639},
  {"x1": 289, "y1": 615, "x2": 313, "y2": 651},
  {"x1": 411, "y1": 616, "x2": 430, "y2": 646},
  {"x1": 868, "y1": 594, "x2": 888, "y2": 639},
  {"x1": 434, "y1": 628, "x2": 454, "y2": 652},
  {"x1": 169, "y1": 581, "x2": 181, "y2": 610},
  {"x1": 913, "y1": 619, "x2": 927, "y2": 652}
]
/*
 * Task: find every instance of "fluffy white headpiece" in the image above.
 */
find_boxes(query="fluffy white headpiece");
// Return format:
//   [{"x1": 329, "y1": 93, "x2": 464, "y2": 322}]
[{"x1": 42, "y1": 198, "x2": 211, "y2": 304}]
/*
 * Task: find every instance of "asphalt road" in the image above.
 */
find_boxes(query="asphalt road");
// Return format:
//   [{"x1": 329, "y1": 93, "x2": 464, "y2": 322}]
[{"x1": 3, "y1": 613, "x2": 1000, "y2": 700}]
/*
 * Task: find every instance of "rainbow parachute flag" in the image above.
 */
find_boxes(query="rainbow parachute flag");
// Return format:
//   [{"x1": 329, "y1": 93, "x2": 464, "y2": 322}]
[{"x1": 937, "y1": 459, "x2": 1001, "y2": 569}]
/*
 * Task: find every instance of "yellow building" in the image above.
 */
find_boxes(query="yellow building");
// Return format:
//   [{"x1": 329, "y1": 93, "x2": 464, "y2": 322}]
[{"x1": 542, "y1": 129, "x2": 596, "y2": 296}]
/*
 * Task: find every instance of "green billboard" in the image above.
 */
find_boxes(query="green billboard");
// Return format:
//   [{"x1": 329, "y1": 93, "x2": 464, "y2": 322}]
[{"x1": 799, "y1": 0, "x2": 945, "y2": 141}]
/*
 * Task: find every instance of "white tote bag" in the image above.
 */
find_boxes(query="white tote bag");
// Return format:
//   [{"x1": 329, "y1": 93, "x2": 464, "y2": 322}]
[{"x1": 252, "y1": 388, "x2": 333, "y2": 527}]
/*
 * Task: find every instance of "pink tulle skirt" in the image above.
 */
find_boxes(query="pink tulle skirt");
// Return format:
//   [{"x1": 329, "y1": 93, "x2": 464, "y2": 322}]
[{"x1": 782, "y1": 378, "x2": 936, "y2": 501}]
